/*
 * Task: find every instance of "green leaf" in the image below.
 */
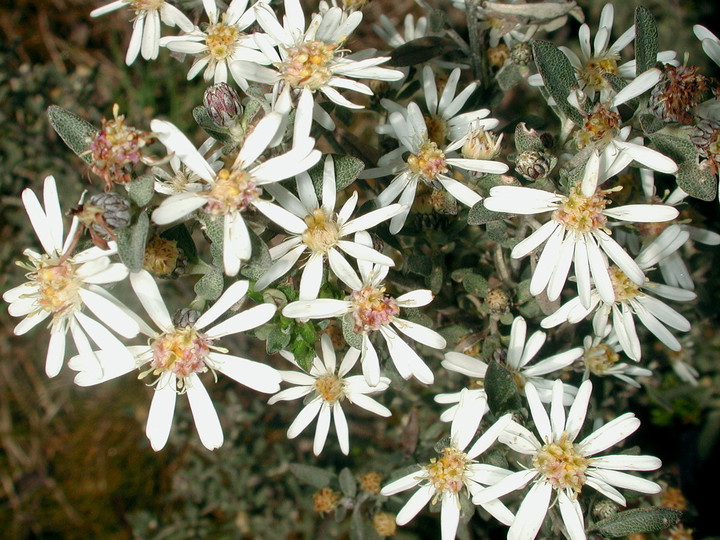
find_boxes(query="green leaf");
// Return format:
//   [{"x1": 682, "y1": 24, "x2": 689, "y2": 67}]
[
  {"x1": 648, "y1": 133, "x2": 697, "y2": 163},
  {"x1": 635, "y1": 6, "x2": 659, "y2": 76},
  {"x1": 194, "y1": 270, "x2": 224, "y2": 301},
  {"x1": 342, "y1": 313, "x2": 363, "y2": 350},
  {"x1": 289, "y1": 463, "x2": 335, "y2": 488},
  {"x1": 199, "y1": 214, "x2": 224, "y2": 265},
  {"x1": 592, "y1": 507, "x2": 682, "y2": 537},
  {"x1": 485, "y1": 361, "x2": 522, "y2": 415},
  {"x1": 676, "y1": 162, "x2": 717, "y2": 201},
  {"x1": 192, "y1": 106, "x2": 232, "y2": 143},
  {"x1": 240, "y1": 229, "x2": 272, "y2": 280},
  {"x1": 116, "y1": 211, "x2": 149, "y2": 272},
  {"x1": 47, "y1": 105, "x2": 97, "y2": 163},
  {"x1": 514, "y1": 123, "x2": 546, "y2": 153},
  {"x1": 128, "y1": 174, "x2": 155, "y2": 207},
  {"x1": 388, "y1": 36, "x2": 457, "y2": 67},
  {"x1": 308, "y1": 155, "x2": 365, "y2": 196},
  {"x1": 293, "y1": 340, "x2": 316, "y2": 372},
  {"x1": 462, "y1": 274, "x2": 488, "y2": 296},
  {"x1": 486, "y1": 220, "x2": 509, "y2": 244},
  {"x1": 531, "y1": 41, "x2": 584, "y2": 125},
  {"x1": 338, "y1": 468, "x2": 357, "y2": 498},
  {"x1": 406, "y1": 255, "x2": 433, "y2": 277},
  {"x1": 266, "y1": 325, "x2": 291, "y2": 355},
  {"x1": 467, "y1": 201, "x2": 505, "y2": 225}
]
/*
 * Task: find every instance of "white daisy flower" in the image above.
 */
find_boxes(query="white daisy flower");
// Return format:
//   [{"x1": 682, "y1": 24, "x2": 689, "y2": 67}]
[
  {"x1": 232, "y1": 0, "x2": 402, "y2": 125},
  {"x1": 3, "y1": 176, "x2": 139, "y2": 377},
  {"x1": 255, "y1": 155, "x2": 405, "y2": 299},
  {"x1": 581, "y1": 327, "x2": 652, "y2": 388},
  {"x1": 90, "y1": 0, "x2": 195, "y2": 65},
  {"x1": 474, "y1": 380, "x2": 662, "y2": 540},
  {"x1": 69, "y1": 270, "x2": 281, "y2": 451},
  {"x1": 484, "y1": 152, "x2": 679, "y2": 308},
  {"x1": 159, "y1": 0, "x2": 269, "y2": 86},
  {"x1": 541, "y1": 225, "x2": 696, "y2": 361},
  {"x1": 282, "y1": 232, "x2": 446, "y2": 386},
  {"x1": 381, "y1": 412, "x2": 516, "y2": 540},
  {"x1": 362, "y1": 102, "x2": 508, "y2": 234},
  {"x1": 150, "y1": 113, "x2": 321, "y2": 276},
  {"x1": 269, "y1": 334, "x2": 391, "y2": 455},
  {"x1": 378, "y1": 67, "x2": 499, "y2": 145}
]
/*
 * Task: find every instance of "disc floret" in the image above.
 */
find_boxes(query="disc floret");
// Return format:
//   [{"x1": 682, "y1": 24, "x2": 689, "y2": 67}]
[
  {"x1": 553, "y1": 184, "x2": 610, "y2": 234},
  {"x1": 147, "y1": 326, "x2": 213, "y2": 387},
  {"x1": 281, "y1": 40, "x2": 337, "y2": 90},
  {"x1": 302, "y1": 209, "x2": 341, "y2": 254},
  {"x1": 205, "y1": 168, "x2": 261, "y2": 216},
  {"x1": 407, "y1": 140, "x2": 448, "y2": 183},
  {"x1": 579, "y1": 54, "x2": 620, "y2": 92},
  {"x1": 424, "y1": 446, "x2": 470, "y2": 497},
  {"x1": 609, "y1": 265, "x2": 642, "y2": 302},
  {"x1": 534, "y1": 432, "x2": 589, "y2": 494},
  {"x1": 351, "y1": 286, "x2": 400, "y2": 333},
  {"x1": 575, "y1": 105, "x2": 621, "y2": 149},
  {"x1": 25, "y1": 256, "x2": 83, "y2": 317},
  {"x1": 314, "y1": 374, "x2": 345, "y2": 404},
  {"x1": 205, "y1": 16, "x2": 242, "y2": 62},
  {"x1": 584, "y1": 343, "x2": 620, "y2": 376}
]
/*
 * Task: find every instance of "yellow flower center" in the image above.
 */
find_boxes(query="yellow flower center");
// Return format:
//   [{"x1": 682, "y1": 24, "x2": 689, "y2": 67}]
[
  {"x1": 424, "y1": 446, "x2": 469, "y2": 495},
  {"x1": 301, "y1": 208, "x2": 341, "y2": 254},
  {"x1": 407, "y1": 140, "x2": 448, "y2": 182},
  {"x1": 130, "y1": 0, "x2": 165, "y2": 12},
  {"x1": 552, "y1": 184, "x2": 609, "y2": 234},
  {"x1": 575, "y1": 105, "x2": 621, "y2": 150},
  {"x1": 314, "y1": 374, "x2": 345, "y2": 404},
  {"x1": 584, "y1": 343, "x2": 620, "y2": 375},
  {"x1": 281, "y1": 40, "x2": 337, "y2": 90},
  {"x1": 144, "y1": 237, "x2": 181, "y2": 276},
  {"x1": 205, "y1": 168, "x2": 261, "y2": 216},
  {"x1": 609, "y1": 265, "x2": 642, "y2": 302},
  {"x1": 149, "y1": 326, "x2": 212, "y2": 380},
  {"x1": 351, "y1": 286, "x2": 400, "y2": 333},
  {"x1": 32, "y1": 258, "x2": 83, "y2": 316},
  {"x1": 205, "y1": 19, "x2": 242, "y2": 61},
  {"x1": 579, "y1": 55, "x2": 620, "y2": 91},
  {"x1": 534, "y1": 432, "x2": 589, "y2": 493}
]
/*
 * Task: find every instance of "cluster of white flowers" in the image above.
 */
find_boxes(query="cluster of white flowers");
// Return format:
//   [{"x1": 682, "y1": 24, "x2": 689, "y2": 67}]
[{"x1": 6, "y1": 0, "x2": 718, "y2": 537}]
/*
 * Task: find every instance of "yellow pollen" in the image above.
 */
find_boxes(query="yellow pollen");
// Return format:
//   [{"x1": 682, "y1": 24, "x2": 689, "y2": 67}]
[
  {"x1": 205, "y1": 19, "x2": 241, "y2": 61},
  {"x1": 351, "y1": 286, "x2": 400, "y2": 333},
  {"x1": 205, "y1": 168, "x2": 260, "y2": 216},
  {"x1": 579, "y1": 55, "x2": 620, "y2": 91},
  {"x1": 552, "y1": 184, "x2": 609, "y2": 234},
  {"x1": 534, "y1": 432, "x2": 589, "y2": 493},
  {"x1": 609, "y1": 265, "x2": 642, "y2": 302},
  {"x1": 584, "y1": 343, "x2": 620, "y2": 375},
  {"x1": 148, "y1": 326, "x2": 211, "y2": 381},
  {"x1": 407, "y1": 140, "x2": 447, "y2": 182},
  {"x1": 282, "y1": 40, "x2": 336, "y2": 90},
  {"x1": 314, "y1": 374, "x2": 345, "y2": 403},
  {"x1": 424, "y1": 446, "x2": 469, "y2": 496},
  {"x1": 301, "y1": 208, "x2": 340, "y2": 254},
  {"x1": 32, "y1": 259, "x2": 82, "y2": 316},
  {"x1": 575, "y1": 105, "x2": 621, "y2": 150}
]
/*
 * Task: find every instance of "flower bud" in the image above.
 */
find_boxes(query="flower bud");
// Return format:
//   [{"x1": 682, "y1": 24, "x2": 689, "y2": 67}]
[
  {"x1": 358, "y1": 471, "x2": 383, "y2": 494},
  {"x1": 88, "y1": 192, "x2": 132, "y2": 232},
  {"x1": 143, "y1": 236, "x2": 187, "y2": 278},
  {"x1": 485, "y1": 288, "x2": 511, "y2": 313},
  {"x1": 203, "y1": 82, "x2": 243, "y2": 127},
  {"x1": 593, "y1": 499, "x2": 618, "y2": 520},
  {"x1": 461, "y1": 128, "x2": 503, "y2": 160},
  {"x1": 515, "y1": 150, "x2": 552, "y2": 180},
  {"x1": 173, "y1": 308, "x2": 202, "y2": 328},
  {"x1": 312, "y1": 487, "x2": 340, "y2": 515},
  {"x1": 510, "y1": 42, "x2": 532, "y2": 66}
]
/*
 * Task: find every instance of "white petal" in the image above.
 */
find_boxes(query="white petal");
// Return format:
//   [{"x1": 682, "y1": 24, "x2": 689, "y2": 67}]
[
  {"x1": 440, "y1": 493, "x2": 461, "y2": 540},
  {"x1": 78, "y1": 288, "x2": 140, "y2": 338},
  {"x1": 381, "y1": 327, "x2": 434, "y2": 384},
  {"x1": 206, "y1": 304, "x2": 276, "y2": 338},
  {"x1": 396, "y1": 484, "x2": 435, "y2": 526},
  {"x1": 507, "y1": 482, "x2": 552, "y2": 540},
  {"x1": 195, "y1": 280, "x2": 250, "y2": 330},
  {"x1": 130, "y1": 270, "x2": 172, "y2": 331},
  {"x1": 328, "y1": 249, "x2": 363, "y2": 290},
  {"x1": 590, "y1": 454, "x2": 661, "y2": 471},
  {"x1": 392, "y1": 318, "x2": 446, "y2": 349},
  {"x1": 151, "y1": 119, "x2": 216, "y2": 182},
  {"x1": 381, "y1": 471, "x2": 423, "y2": 496},
  {"x1": 282, "y1": 299, "x2": 350, "y2": 319},
  {"x1": 578, "y1": 412, "x2": 639, "y2": 456},
  {"x1": 313, "y1": 404, "x2": 332, "y2": 455},
  {"x1": 146, "y1": 381, "x2": 177, "y2": 451},
  {"x1": 187, "y1": 376, "x2": 223, "y2": 450},
  {"x1": 333, "y1": 403, "x2": 350, "y2": 455},
  {"x1": 287, "y1": 399, "x2": 322, "y2": 438},
  {"x1": 558, "y1": 491, "x2": 585, "y2": 540}
]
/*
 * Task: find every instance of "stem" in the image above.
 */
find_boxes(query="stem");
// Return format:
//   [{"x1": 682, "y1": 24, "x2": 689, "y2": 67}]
[
  {"x1": 494, "y1": 243, "x2": 516, "y2": 288},
  {"x1": 414, "y1": 0, "x2": 470, "y2": 55},
  {"x1": 464, "y1": 0, "x2": 485, "y2": 82}
]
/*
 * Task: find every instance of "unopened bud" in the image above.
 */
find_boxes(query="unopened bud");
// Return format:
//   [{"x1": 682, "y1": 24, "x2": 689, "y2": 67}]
[
  {"x1": 143, "y1": 236, "x2": 187, "y2": 278},
  {"x1": 510, "y1": 42, "x2": 532, "y2": 66},
  {"x1": 358, "y1": 471, "x2": 383, "y2": 494},
  {"x1": 485, "y1": 288, "x2": 511, "y2": 313},
  {"x1": 173, "y1": 308, "x2": 202, "y2": 328},
  {"x1": 88, "y1": 192, "x2": 132, "y2": 232},
  {"x1": 516, "y1": 150, "x2": 552, "y2": 180},
  {"x1": 204, "y1": 82, "x2": 243, "y2": 127},
  {"x1": 593, "y1": 499, "x2": 618, "y2": 520}
]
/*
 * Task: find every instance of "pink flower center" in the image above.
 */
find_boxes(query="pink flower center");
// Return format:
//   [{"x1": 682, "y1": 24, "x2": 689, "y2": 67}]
[
  {"x1": 32, "y1": 258, "x2": 82, "y2": 316},
  {"x1": 407, "y1": 140, "x2": 448, "y2": 182},
  {"x1": 424, "y1": 446, "x2": 469, "y2": 495},
  {"x1": 534, "y1": 432, "x2": 588, "y2": 493},
  {"x1": 552, "y1": 184, "x2": 609, "y2": 234},
  {"x1": 351, "y1": 286, "x2": 399, "y2": 333},
  {"x1": 205, "y1": 168, "x2": 261, "y2": 216},
  {"x1": 281, "y1": 40, "x2": 337, "y2": 90},
  {"x1": 150, "y1": 326, "x2": 212, "y2": 379}
]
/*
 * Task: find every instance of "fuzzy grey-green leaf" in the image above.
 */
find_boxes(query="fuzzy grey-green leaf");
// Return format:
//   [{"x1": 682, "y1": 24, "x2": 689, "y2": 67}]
[
  {"x1": 677, "y1": 162, "x2": 717, "y2": 201},
  {"x1": 592, "y1": 507, "x2": 681, "y2": 537},
  {"x1": 194, "y1": 270, "x2": 224, "y2": 301},
  {"x1": 47, "y1": 105, "x2": 97, "y2": 164},
  {"x1": 128, "y1": 174, "x2": 155, "y2": 207},
  {"x1": 486, "y1": 361, "x2": 522, "y2": 415},
  {"x1": 468, "y1": 201, "x2": 505, "y2": 225},
  {"x1": 289, "y1": 463, "x2": 335, "y2": 489},
  {"x1": 338, "y1": 468, "x2": 357, "y2": 498},
  {"x1": 116, "y1": 211, "x2": 149, "y2": 272},
  {"x1": 192, "y1": 106, "x2": 232, "y2": 143},
  {"x1": 635, "y1": 6, "x2": 658, "y2": 76},
  {"x1": 343, "y1": 312, "x2": 363, "y2": 350},
  {"x1": 308, "y1": 155, "x2": 365, "y2": 196},
  {"x1": 531, "y1": 40, "x2": 584, "y2": 124}
]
